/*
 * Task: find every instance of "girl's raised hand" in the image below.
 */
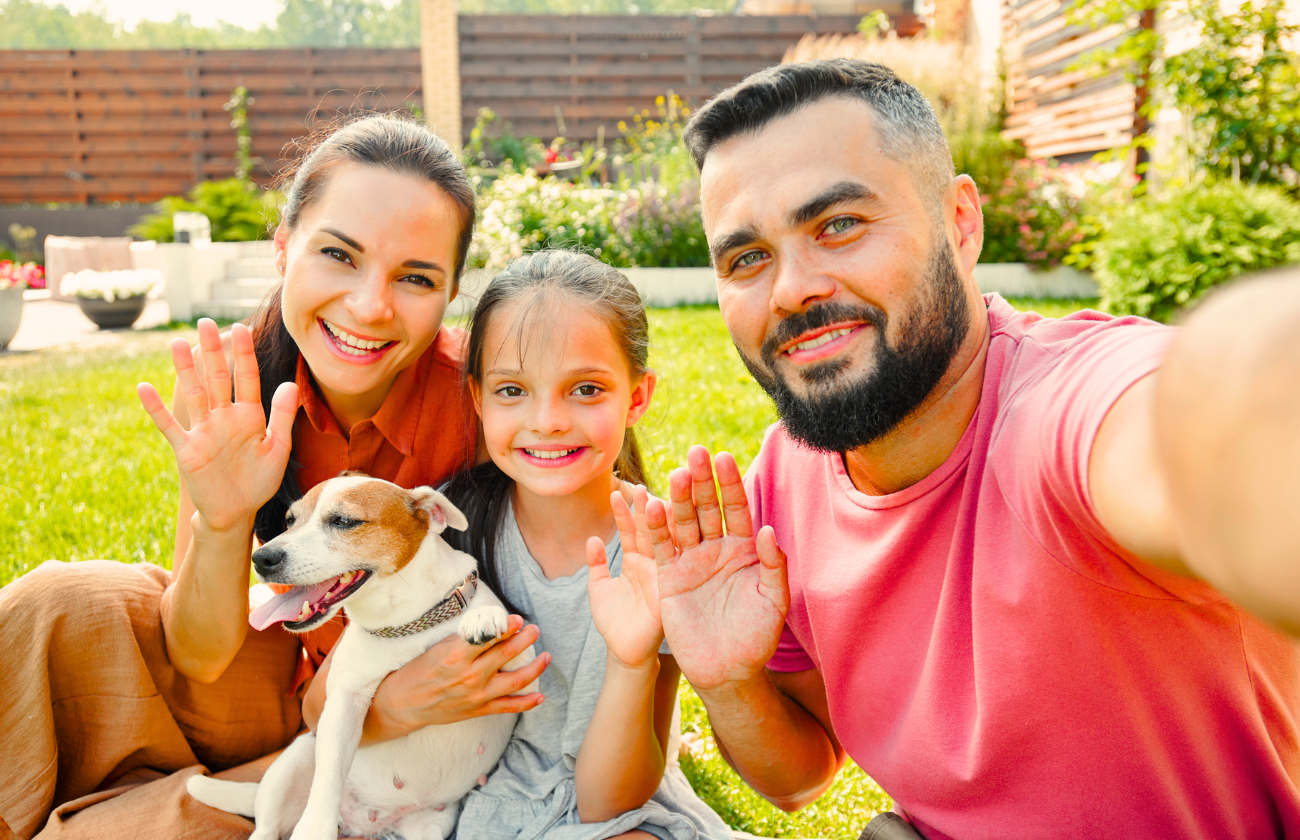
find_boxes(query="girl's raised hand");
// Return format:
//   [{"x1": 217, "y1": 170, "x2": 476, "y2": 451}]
[
  {"x1": 137, "y1": 318, "x2": 298, "y2": 533},
  {"x1": 586, "y1": 485, "x2": 665, "y2": 670}
]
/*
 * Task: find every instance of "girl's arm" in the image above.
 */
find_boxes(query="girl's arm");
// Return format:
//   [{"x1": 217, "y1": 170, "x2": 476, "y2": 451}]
[
  {"x1": 575, "y1": 653, "x2": 680, "y2": 822},
  {"x1": 138, "y1": 320, "x2": 297, "y2": 683}
]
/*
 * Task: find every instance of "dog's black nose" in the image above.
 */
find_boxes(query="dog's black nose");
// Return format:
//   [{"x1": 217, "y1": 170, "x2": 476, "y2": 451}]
[{"x1": 252, "y1": 546, "x2": 286, "y2": 577}]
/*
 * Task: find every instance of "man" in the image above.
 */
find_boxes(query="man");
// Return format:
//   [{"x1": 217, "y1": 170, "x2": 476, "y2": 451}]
[{"x1": 634, "y1": 59, "x2": 1300, "y2": 839}]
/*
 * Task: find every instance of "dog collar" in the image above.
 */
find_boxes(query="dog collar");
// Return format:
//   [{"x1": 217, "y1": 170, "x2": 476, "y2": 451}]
[{"x1": 364, "y1": 573, "x2": 478, "y2": 639}]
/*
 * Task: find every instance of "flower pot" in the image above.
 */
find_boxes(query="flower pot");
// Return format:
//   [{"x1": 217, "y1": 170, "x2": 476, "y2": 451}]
[
  {"x1": 0, "y1": 286, "x2": 23, "y2": 349},
  {"x1": 76, "y1": 294, "x2": 148, "y2": 329}
]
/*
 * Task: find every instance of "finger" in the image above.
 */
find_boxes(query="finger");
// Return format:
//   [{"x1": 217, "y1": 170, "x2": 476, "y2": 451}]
[
  {"x1": 688, "y1": 445, "x2": 723, "y2": 541},
  {"x1": 489, "y1": 650, "x2": 550, "y2": 696},
  {"x1": 586, "y1": 536, "x2": 612, "y2": 583},
  {"x1": 669, "y1": 467, "x2": 701, "y2": 550},
  {"x1": 136, "y1": 382, "x2": 187, "y2": 451},
  {"x1": 264, "y1": 381, "x2": 299, "y2": 459},
  {"x1": 197, "y1": 318, "x2": 233, "y2": 410},
  {"x1": 757, "y1": 525, "x2": 790, "y2": 614},
  {"x1": 630, "y1": 485, "x2": 658, "y2": 563},
  {"x1": 610, "y1": 491, "x2": 640, "y2": 559},
  {"x1": 714, "y1": 451, "x2": 754, "y2": 538},
  {"x1": 230, "y1": 323, "x2": 262, "y2": 405},
  {"x1": 474, "y1": 619, "x2": 542, "y2": 672},
  {"x1": 171, "y1": 337, "x2": 210, "y2": 423},
  {"x1": 475, "y1": 691, "x2": 545, "y2": 717},
  {"x1": 644, "y1": 497, "x2": 679, "y2": 568}
]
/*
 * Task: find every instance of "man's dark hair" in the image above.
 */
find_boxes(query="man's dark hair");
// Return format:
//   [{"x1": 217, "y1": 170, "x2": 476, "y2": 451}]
[{"x1": 683, "y1": 59, "x2": 954, "y2": 210}]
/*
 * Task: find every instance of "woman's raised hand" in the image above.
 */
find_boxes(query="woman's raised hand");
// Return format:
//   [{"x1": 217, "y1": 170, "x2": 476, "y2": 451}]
[
  {"x1": 586, "y1": 485, "x2": 665, "y2": 670},
  {"x1": 137, "y1": 318, "x2": 298, "y2": 533}
]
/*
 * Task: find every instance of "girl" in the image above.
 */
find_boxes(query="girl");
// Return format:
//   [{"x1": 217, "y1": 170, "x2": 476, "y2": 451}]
[
  {"x1": 0, "y1": 114, "x2": 544, "y2": 839},
  {"x1": 442, "y1": 250, "x2": 733, "y2": 840}
]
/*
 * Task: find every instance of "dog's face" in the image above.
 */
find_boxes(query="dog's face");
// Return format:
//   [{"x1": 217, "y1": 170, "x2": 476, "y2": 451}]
[{"x1": 248, "y1": 475, "x2": 469, "y2": 633}]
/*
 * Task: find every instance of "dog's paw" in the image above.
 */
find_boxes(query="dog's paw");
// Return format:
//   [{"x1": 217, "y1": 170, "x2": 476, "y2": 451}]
[{"x1": 458, "y1": 605, "x2": 510, "y2": 646}]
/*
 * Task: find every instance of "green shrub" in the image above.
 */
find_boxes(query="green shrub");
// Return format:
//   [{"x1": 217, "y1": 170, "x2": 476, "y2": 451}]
[
  {"x1": 130, "y1": 178, "x2": 281, "y2": 242},
  {"x1": 1095, "y1": 180, "x2": 1300, "y2": 322}
]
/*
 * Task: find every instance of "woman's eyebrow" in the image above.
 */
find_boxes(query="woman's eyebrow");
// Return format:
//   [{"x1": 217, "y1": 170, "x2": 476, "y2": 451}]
[
  {"x1": 322, "y1": 228, "x2": 364, "y2": 252},
  {"x1": 403, "y1": 259, "x2": 445, "y2": 273}
]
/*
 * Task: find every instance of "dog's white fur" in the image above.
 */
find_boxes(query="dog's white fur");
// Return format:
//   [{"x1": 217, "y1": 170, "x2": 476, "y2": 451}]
[{"x1": 186, "y1": 475, "x2": 536, "y2": 840}]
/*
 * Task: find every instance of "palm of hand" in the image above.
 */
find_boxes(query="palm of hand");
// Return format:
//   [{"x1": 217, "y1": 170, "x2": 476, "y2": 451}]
[
  {"x1": 176, "y1": 400, "x2": 291, "y2": 531},
  {"x1": 588, "y1": 546, "x2": 663, "y2": 669},
  {"x1": 657, "y1": 534, "x2": 785, "y2": 690}
]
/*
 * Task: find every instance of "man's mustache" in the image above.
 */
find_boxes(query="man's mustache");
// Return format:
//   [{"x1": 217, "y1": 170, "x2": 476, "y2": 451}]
[{"x1": 760, "y1": 302, "x2": 887, "y2": 364}]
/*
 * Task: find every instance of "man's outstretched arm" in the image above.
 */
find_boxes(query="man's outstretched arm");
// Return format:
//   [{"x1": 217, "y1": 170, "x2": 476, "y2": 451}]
[
  {"x1": 635, "y1": 447, "x2": 846, "y2": 810},
  {"x1": 1092, "y1": 268, "x2": 1300, "y2": 632}
]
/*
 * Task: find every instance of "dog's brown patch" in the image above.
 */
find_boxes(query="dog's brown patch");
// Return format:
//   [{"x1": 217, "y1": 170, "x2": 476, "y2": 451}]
[{"x1": 326, "y1": 480, "x2": 431, "y2": 574}]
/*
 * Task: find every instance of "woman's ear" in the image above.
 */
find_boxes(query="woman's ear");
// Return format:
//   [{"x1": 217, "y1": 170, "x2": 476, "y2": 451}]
[
  {"x1": 625, "y1": 370, "x2": 657, "y2": 427},
  {"x1": 273, "y1": 224, "x2": 289, "y2": 277}
]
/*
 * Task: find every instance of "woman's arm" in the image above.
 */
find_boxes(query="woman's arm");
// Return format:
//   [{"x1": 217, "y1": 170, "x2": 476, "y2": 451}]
[
  {"x1": 302, "y1": 615, "x2": 549, "y2": 745},
  {"x1": 138, "y1": 319, "x2": 297, "y2": 683},
  {"x1": 574, "y1": 653, "x2": 679, "y2": 822}
]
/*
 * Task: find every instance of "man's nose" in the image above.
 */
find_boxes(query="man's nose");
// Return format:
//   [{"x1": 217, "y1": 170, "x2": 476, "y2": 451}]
[{"x1": 769, "y1": 252, "x2": 836, "y2": 315}]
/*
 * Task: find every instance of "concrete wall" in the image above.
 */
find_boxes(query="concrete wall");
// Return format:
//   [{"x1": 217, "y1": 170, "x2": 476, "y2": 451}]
[{"x1": 0, "y1": 206, "x2": 152, "y2": 253}]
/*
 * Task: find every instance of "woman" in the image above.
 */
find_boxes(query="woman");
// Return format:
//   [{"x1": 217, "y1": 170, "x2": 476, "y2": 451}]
[{"x1": 0, "y1": 115, "x2": 546, "y2": 840}]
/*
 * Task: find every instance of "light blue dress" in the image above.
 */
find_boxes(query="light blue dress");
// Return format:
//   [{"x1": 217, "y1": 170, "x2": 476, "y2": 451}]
[{"x1": 454, "y1": 504, "x2": 734, "y2": 840}]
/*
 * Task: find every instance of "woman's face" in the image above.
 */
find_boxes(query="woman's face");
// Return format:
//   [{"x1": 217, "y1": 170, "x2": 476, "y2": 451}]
[{"x1": 276, "y1": 163, "x2": 463, "y2": 418}]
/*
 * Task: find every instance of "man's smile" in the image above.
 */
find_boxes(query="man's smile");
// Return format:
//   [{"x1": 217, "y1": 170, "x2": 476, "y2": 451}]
[{"x1": 778, "y1": 322, "x2": 870, "y2": 364}]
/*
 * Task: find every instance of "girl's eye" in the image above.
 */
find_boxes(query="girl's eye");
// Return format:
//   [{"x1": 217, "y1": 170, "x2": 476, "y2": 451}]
[
  {"x1": 497, "y1": 385, "x2": 524, "y2": 398},
  {"x1": 321, "y1": 247, "x2": 354, "y2": 265},
  {"x1": 823, "y1": 216, "x2": 859, "y2": 236},
  {"x1": 573, "y1": 384, "x2": 602, "y2": 397}
]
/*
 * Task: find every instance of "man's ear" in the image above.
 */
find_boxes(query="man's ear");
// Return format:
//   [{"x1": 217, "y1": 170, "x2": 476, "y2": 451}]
[
  {"x1": 951, "y1": 174, "x2": 983, "y2": 276},
  {"x1": 409, "y1": 487, "x2": 470, "y2": 532},
  {"x1": 626, "y1": 370, "x2": 657, "y2": 427}
]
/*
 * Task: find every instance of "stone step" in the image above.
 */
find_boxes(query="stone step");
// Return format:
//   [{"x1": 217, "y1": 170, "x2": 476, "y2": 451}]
[
  {"x1": 193, "y1": 299, "x2": 263, "y2": 322},
  {"x1": 225, "y1": 256, "x2": 278, "y2": 281},
  {"x1": 210, "y1": 279, "x2": 277, "y2": 301}
]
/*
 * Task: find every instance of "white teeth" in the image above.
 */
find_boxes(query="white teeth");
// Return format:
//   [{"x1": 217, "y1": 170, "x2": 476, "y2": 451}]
[
  {"x1": 524, "y1": 448, "x2": 579, "y2": 460},
  {"x1": 323, "y1": 320, "x2": 392, "y2": 354},
  {"x1": 298, "y1": 600, "x2": 311, "y2": 621},
  {"x1": 791, "y1": 327, "x2": 854, "y2": 353},
  {"x1": 340, "y1": 571, "x2": 353, "y2": 586}
]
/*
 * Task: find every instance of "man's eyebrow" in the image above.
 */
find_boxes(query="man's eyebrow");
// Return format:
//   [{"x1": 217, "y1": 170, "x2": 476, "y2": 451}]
[
  {"x1": 322, "y1": 228, "x2": 364, "y2": 252},
  {"x1": 709, "y1": 224, "x2": 762, "y2": 268},
  {"x1": 787, "y1": 181, "x2": 880, "y2": 227}
]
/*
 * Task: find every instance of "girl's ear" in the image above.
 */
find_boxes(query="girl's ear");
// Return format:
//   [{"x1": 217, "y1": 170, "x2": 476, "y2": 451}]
[
  {"x1": 273, "y1": 224, "x2": 289, "y2": 277},
  {"x1": 468, "y1": 377, "x2": 483, "y2": 417},
  {"x1": 625, "y1": 370, "x2": 657, "y2": 427}
]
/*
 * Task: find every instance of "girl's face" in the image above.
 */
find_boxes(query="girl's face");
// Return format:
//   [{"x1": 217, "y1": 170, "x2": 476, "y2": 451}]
[
  {"x1": 276, "y1": 163, "x2": 462, "y2": 416},
  {"x1": 474, "y1": 298, "x2": 656, "y2": 499}
]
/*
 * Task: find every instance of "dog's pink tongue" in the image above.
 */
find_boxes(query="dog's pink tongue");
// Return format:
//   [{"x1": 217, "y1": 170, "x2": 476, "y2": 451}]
[{"x1": 249, "y1": 579, "x2": 336, "y2": 631}]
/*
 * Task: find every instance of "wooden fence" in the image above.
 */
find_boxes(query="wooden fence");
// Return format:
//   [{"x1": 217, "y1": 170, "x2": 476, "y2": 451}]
[
  {"x1": 1000, "y1": 0, "x2": 1137, "y2": 160},
  {"x1": 0, "y1": 13, "x2": 887, "y2": 205}
]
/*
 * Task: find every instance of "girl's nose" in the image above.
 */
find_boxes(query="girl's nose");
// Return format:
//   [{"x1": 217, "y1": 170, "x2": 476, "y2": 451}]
[
  {"x1": 530, "y1": 393, "x2": 571, "y2": 435},
  {"x1": 347, "y1": 271, "x2": 394, "y2": 325}
]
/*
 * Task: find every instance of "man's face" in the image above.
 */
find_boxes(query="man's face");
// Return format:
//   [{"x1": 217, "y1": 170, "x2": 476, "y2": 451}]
[{"x1": 700, "y1": 96, "x2": 973, "y2": 452}]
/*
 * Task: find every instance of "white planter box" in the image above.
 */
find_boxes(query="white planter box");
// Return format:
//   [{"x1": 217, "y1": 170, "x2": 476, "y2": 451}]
[{"x1": 972, "y1": 263, "x2": 1099, "y2": 299}]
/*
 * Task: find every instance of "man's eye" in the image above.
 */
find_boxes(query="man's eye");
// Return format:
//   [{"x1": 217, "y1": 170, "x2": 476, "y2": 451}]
[
  {"x1": 732, "y1": 250, "x2": 766, "y2": 271},
  {"x1": 574, "y1": 384, "x2": 601, "y2": 397},
  {"x1": 824, "y1": 216, "x2": 858, "y2": 235}
]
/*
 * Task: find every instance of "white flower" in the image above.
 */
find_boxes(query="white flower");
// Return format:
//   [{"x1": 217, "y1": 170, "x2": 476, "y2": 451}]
[{"x1": 62, "y1": 268, "x2": 164, "y2": 302}]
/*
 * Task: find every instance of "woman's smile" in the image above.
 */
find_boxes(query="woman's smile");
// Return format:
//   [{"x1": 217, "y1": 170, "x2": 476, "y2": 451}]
[{"x1": 318, "y1": 318, "x2": 398, "y2": 362}]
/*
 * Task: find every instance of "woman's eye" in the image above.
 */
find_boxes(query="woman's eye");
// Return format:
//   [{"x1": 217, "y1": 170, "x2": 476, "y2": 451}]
[
  {"x1": 402, "y1": 273, "x2": 435, "y2": 289},
  {"x1": 322, "y1": 247, "x2": 353, "y2": 265},
  {"x1": 573, "y1": 384, "x2": 601, "y2": 397}
]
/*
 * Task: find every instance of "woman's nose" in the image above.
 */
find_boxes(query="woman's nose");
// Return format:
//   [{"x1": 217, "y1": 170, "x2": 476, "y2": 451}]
[{"x1": 347, "y1": 271, "x2": 394, "y2": 325}]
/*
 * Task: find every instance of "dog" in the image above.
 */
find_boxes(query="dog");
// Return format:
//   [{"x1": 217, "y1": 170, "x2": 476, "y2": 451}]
[{"x1": 186, "y1": 473, "x2": 536, "y2": 840}]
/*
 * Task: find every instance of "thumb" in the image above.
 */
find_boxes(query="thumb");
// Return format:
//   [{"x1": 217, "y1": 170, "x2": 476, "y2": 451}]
[
  {"x1": 586, "y1": 536, "x2": 612, "y2": 582},
  {"x1": 756, "y1": 525, "x2": 790, "y2": 614},
  {"x1": 264, "y1": 381, "x2": 299, "y2": 458}
]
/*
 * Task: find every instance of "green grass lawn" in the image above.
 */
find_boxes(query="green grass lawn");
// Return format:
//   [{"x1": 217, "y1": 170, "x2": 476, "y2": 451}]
[{"x1": 0, "y1": 298, "x2": 1094, "y2": 838}]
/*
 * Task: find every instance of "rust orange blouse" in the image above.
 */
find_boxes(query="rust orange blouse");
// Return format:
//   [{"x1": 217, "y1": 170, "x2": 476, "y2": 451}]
[{"x1": 277, "y1": 325, "x2": 476, "y2": 691}]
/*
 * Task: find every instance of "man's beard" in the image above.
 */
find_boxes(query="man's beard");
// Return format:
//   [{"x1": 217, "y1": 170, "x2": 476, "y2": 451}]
[{"x1": 736, "y1": 239, "x2": 970, "y2": 453}]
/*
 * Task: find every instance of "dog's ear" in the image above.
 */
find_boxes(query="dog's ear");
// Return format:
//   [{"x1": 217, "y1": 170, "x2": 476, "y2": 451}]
[{"x1": 408, "y1": 487, "x2": 470, "y2": 533}]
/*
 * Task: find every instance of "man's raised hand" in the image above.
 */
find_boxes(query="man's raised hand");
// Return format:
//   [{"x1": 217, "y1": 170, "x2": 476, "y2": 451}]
[
  {"x1": 643, "y1": 445, "x2": 789, "y2": 691},
  {"x1": 137, "y1": 318, "x2": 298, "y2": 533}
]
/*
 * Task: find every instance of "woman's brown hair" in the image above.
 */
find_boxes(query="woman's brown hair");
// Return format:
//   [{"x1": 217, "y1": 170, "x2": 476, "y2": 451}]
[{"x1": 245, "y1": 113, "x2": 476, "y2": 543}]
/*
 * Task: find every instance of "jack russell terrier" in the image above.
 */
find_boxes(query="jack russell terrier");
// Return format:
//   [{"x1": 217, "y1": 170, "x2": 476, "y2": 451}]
[{"x1": 186, "y1": 473, "x2": 537, "y2": 840}]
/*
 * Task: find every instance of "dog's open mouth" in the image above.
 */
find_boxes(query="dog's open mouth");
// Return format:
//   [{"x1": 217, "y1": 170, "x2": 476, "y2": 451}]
[{"x1": 248, "y1": 569, "x2": 373, "y2": 633}]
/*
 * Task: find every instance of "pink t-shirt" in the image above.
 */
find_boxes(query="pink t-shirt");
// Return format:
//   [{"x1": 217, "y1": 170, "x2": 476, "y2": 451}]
[{"x1": 748, "y1": 295, "x2": 1300, "y2": 840}]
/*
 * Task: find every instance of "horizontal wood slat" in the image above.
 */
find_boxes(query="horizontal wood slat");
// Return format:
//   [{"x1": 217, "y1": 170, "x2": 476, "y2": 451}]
[{"x1": 2, "y1": 13, "x2": 869, "y2": 203}]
